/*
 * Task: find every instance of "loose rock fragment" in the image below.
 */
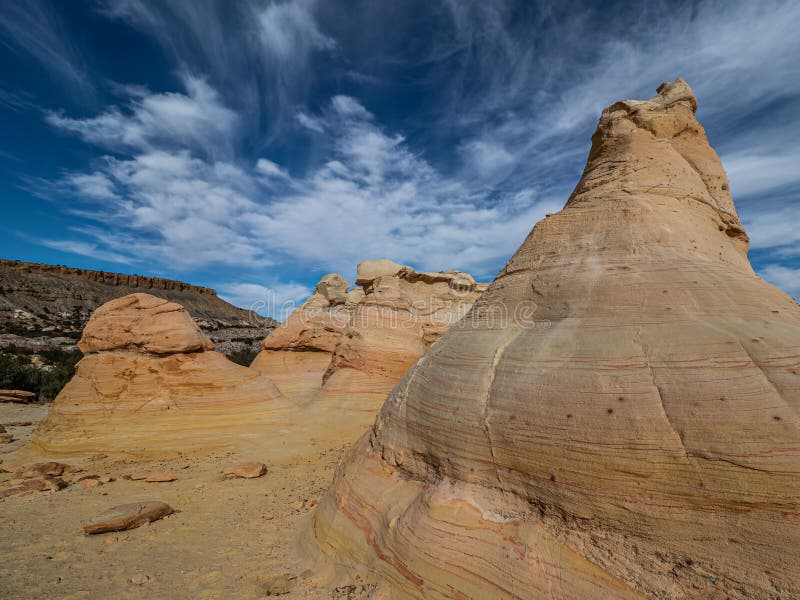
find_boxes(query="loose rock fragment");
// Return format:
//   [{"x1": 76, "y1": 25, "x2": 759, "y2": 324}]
[
  {"x1": 83, "y1": 501, "x2": 173, "y2": 534},
  {"x1": 223, "y1": 462, "x2": 267, "y2": 479}
]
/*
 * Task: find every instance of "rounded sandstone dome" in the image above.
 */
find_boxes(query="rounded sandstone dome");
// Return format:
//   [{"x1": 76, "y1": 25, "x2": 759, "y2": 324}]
[{"x1": 78, "y1": 293, "x2": 213, "y2": 355}]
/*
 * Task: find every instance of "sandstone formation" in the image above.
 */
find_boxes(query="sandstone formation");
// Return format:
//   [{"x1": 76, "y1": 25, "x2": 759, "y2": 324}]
[
  {"x1": 322, "y1": 260, "x2": 486, "y2": 394},
  {"x1": 306, "y1": 79, "x2": 800, "y2": 598},
  {"x1": 29, "y1": 293, "x2": 286, "y2": 456},
  {"x1": 251, "y1": 273, "x2": 359, "y2": 400},
  {"x1": 252, "y1": 261, "x2": 486, "y2": 402}
]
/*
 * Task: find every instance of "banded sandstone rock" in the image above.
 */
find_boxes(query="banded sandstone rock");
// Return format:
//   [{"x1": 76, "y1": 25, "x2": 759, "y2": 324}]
[
  {"x1": 250, "y1": 273, "x2": 357, "y2": 400},
  {"x1": 30, "y1": 293, "x2": 285, "y2": 456},
  {"x1": 252, "y1": 263, "x2": 485, "y2": 401},
  {"x1": 322, "y1": 261, "x2": 485, "y2": 394},
  {"x1": 306, "y1": 79, "x2": 800, "y2": 598}
]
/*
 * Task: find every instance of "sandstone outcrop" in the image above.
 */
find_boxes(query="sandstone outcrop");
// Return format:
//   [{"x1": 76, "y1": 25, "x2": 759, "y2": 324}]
[
  {"x1": 322, "y1": 261, "x2": 486, "y2": 394},
  {"x1": 251, "y1": 273, "x2": 358, "y2": 400},
  {"x1": 251, "y1": 262, "x2": 486, "y2": 401},
  {"x1": 306, "y1": 79, "x2": 800, "y2": 598},
  {"x1": 30, "y1": 293, "x2": 285, "y2": 456}
]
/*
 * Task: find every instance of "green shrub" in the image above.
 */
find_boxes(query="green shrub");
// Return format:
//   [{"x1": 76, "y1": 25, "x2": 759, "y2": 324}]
[
  {"x1": 0, "y1": 347, "x2": 82, "y2": 401},
  {"x1": 225, "y1": 347, "x2": 259, "y2": 367}
]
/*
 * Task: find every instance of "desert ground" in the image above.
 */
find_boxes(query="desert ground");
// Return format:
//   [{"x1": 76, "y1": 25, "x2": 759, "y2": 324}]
[{"x1": 0, "y1": 401, "x2": 371, "y2": 600}]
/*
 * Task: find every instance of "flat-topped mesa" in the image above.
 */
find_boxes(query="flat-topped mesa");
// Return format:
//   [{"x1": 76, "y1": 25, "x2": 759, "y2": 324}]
[
  {"x1": 78, "y1": 293, "x2": 214, "y2": 355},
  {"x1": 0, "y1": 259, "x2": 218, "y2": 295},
  {"x1": 570, "y1": 78, "x2": 747, "y2": 248},
  {"x1": 30, "y1": 293, "x2": 284, "y2": 456},
  {"x1": 306, "y1": 81, "x2": 800, "y2": 598}
]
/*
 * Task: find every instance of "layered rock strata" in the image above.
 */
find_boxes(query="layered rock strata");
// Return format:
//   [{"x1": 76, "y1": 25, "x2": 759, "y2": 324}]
[
  {"x1": 251, "y1": 262, "x2": 486, "y2": 401},
  {"x1": 31, "y1": 293, "x2": 285, "y2": 456},
  {"x1": 306, "y1": 79, "x2": 800, "y2": 598}
]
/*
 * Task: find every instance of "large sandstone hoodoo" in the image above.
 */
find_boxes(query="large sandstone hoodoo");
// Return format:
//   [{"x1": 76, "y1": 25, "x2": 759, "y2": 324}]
[
  {"x1": 306, "y1": 79, "x2": 800, "y2": 598},
  {"x1": 31, "y1": 293, "x2": 285, "y2": 455}
]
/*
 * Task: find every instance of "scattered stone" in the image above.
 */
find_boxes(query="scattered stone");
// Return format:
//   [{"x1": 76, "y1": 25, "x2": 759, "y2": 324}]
[
  {"x1": 99, "y1": 475, "x2": 115, "y2": 484},
  {"x1": 223, "y1": 462, "x2": 267, "y2": 479},
  {"x1": 130, "y1": 471, "x2": 177, "y2": 482},
  {"x1": 128, "y1": 574, "x2": 150, "y2": 585},
  {"x1": 261, "y1": 574, "x2": 293, "y2": 596},
  {"x1": 0, "y1": 433, "x2": 13, "y2": 444},
  {"x1": 290, "y1": 501, "x2": 304, "y2": 511},
  {"x1": 20, "y1": 476, "x2": 68, "y2": 492},
  {"x1": 83, "y1": 501, "x2": 174, "y2": 534},
  {"x1": 333, "y1": 584, "x2": 376, "y2": 600},
  {"x1": 29, "y1": 462, "x2": 74, "y2": 477},
  {"x1": 0, "y1": 486, "x2": 31, "y2": 499},
  {"x1": 0, "y1": 389, "x2": 36, "y2": 403}
]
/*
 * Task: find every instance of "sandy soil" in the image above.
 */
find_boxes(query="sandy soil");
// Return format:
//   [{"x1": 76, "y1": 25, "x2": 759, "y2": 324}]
[{"x1": 0, "y1": 402, "x2": 370, "y2": 600}]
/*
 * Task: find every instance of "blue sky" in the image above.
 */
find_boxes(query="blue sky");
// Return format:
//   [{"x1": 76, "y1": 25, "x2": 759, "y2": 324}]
[{"x1": 1, "y1": 0, "x2": 798, "y2": 318}]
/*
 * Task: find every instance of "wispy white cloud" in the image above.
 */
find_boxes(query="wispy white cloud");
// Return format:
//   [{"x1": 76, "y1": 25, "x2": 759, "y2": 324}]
[
  {"x1": 257, "y1": 0, "x2": 335, "y2": 59},
  {"x1": 758, "y1": 264, "x2": 800, "y2": 299},
  {"x1": 219, "y1": 282, "x2": 312, "y2": 319},
  {"x1": 0, "y1": 0, "x2": 92, "y2": 97},
  {"x1": 37, "y1": 239, "x2": 134, "y2": 265},
  {"x1": 46, "y1": 75, "x2": 238, "y2": 160},
  {"x1": 99, "y1": 0, "x2": 334, "y2": 139},
  {"x1": 42, "y1": 87, "x2": 559, "y2": 281},
  {"x1": 721, "y1": 152, "x2": 800, "y2": 198},
  {"x1": 742, "y1": 205, "x2": 800, "y2": 255}
]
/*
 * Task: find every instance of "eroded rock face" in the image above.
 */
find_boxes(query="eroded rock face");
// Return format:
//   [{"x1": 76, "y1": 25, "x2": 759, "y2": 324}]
[
  {"x1": 307, "y1": 79, "x2": 800, "y2": 598},
  {"x1": 251, "y1": 265, "x2": 485, "y2": 400},
  {"x1": 31, "y1": 293, "x2": 285, "y2": 456},
  {"x1": 322, "y1": 265, "x2": 485, "y2": 393},
  {"x1": 78, "y1": 294, "x2": 214, "y2": 355},
  {"x1": 250, "y1": 274, "x2": 357, "y2": 399}
]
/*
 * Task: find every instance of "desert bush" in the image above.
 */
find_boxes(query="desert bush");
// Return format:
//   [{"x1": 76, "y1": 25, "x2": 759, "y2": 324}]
[{"x1": 225, "y1": 347, "x2": 259, "y2": 367}]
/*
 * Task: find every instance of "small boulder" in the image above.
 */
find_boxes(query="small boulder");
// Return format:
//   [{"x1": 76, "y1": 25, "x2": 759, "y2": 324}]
[
  {"x1": 0, "y1": 486, "x2": 30, "y2": 499},
  {"x1": 0, "y1": 434, "x2": 13, "y2": 444},
  {"x1": 31, "y1": 462, "x2": 74, "y2": 477},
  {"x1": 260, "y1": 573, "x2": 293, "y2": 596},
  {"x1": 21, "y1": 476, "x2": 68, "y2": 492},
  {"x1": 0, "y1": 390, "x2": 36, "y2": 403},
  {"x1": 223, "y1": 462, "x2": 267, "y2": 479},
  {"x1": 81, "y1": 479, "x2": 102, "y2": 489},
  {"x1": 83, "y1": 501, "x2": 173, "y2": 534},
  {"x1": 130, "y1": 471, "x2": 177, "y2": 483}
]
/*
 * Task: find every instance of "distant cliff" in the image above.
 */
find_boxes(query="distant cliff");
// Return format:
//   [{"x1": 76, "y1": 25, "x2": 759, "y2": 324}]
[{"x1": 0, "y1": 259, "x2": 276, "y2": 354}]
